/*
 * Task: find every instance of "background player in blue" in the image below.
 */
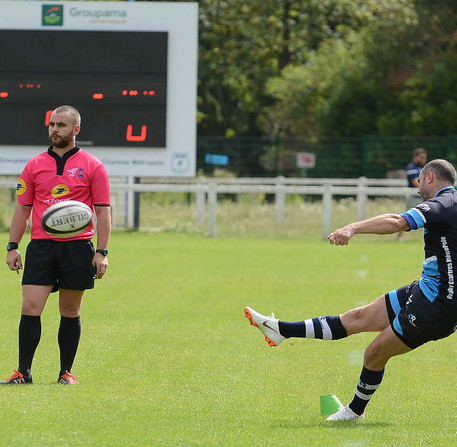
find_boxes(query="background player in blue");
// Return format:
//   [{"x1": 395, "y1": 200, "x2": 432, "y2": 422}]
[
  {"x1": 406, "y1": 147, "x2": 427, "y2": 188},
  {"x1": 245, "y1": 159, "x2": 457, "y2": 421},
  {"x1": 398, "y1": 147, "x2": 427, "y2": 241}
]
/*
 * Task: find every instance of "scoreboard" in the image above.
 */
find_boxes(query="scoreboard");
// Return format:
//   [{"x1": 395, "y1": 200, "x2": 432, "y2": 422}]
[
  {"x1": 0, "y1": 1, "x2": 198, "y2": 176},
  {"x1": 0, "y1": 30, "x2": 167, "y2": 147}
]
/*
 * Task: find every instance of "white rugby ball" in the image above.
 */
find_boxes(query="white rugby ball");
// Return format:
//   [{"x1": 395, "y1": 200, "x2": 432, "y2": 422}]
[{"x1": 41, "y1": 200, "x2": 93, "y2": 237}]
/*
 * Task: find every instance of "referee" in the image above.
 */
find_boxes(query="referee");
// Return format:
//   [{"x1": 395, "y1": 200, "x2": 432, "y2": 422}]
[
  {"x1": 245, "y1": 159, "x2": 457, "y2": 420},
  {"x1": 2, "y1": 105, "x2": 111, "y2": 385}
]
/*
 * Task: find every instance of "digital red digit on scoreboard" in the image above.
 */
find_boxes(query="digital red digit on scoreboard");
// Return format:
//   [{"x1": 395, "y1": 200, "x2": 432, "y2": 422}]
[{"x1": 0, "y1": 30, "x2": 167, "y2": 147}]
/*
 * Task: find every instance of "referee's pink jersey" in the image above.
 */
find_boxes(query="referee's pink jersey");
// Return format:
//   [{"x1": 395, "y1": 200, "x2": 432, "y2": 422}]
[{"x1": 16, "y1": 147, "x2": 110, "y2": 241}]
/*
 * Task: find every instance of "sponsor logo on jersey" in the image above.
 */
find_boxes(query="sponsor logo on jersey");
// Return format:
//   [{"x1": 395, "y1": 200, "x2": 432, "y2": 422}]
[
  {"x1": 51, "y1": 184, "x2": 70, "y2": 198},
  {"x1": 16, "y1": 179, "x2": 27, "y2": 196},
  {"x1": 67, "y1": 168, "x2": 78, "y2": 177},
  {"x1": 67, "y1": 167, "x2": 85, "y2": 178},
  {"x1": 416, "y1": 203, "x2": 431, "y2": 212}
]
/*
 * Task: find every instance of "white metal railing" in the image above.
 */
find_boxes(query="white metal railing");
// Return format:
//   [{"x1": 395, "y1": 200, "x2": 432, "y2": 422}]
[
  {"x1": 110, "y1": 176, "x2": 415, "y2": 238},
  {"x1": 1, "y1": 176, "x2": 415, "y2": 238}
]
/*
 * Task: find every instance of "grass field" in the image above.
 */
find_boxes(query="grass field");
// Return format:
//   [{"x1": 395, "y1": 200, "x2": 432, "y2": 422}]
[{"x1": 1, "y1": 231, "x2": 456, "y2": 446}]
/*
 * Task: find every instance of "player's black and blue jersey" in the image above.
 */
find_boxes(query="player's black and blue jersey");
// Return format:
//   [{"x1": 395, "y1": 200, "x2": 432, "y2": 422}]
[
  {"x1": 406, "y1": 161, "x2": 423, "y2": 187},
  {"x1": 401, "y1": 187, "x2": 457, "y2": 315}
]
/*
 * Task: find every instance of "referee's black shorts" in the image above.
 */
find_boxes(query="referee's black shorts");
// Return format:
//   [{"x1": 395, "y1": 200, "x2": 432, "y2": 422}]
[
  {"x1": 22, "y1": 239, "x2": 96, "y2": 292},
  {"x1": 385, "y1": 281, "x2": 457, "y2": 349}
]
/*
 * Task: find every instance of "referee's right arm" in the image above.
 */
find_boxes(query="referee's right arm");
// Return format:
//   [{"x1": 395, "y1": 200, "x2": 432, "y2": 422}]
[{"x1": 6, "y1": 204, "x2": 32, "y2": 271}]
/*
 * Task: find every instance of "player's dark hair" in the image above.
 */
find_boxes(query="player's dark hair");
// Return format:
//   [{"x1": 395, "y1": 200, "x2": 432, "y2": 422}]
[
  {"x1": 422, "y1": 159, "x2": 456, "y2": 185},
  {"x1": 413, "y1": 147, "x2": 426, "y2": 157},
  {"x1": 53, "y1": 105, "x2": 81, "y2": 126}
]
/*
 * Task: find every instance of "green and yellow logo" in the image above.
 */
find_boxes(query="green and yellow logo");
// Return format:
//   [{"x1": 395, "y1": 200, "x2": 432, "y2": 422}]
[
  {"x1": 51, "y1": 184, "x2": 70, "y2": 197},
  {"x1": 42, "y1": 5, "x2": 63, "y2": 26},
  {"x1": 16, "y1": 179, "x2": 27, "y2": 196}
]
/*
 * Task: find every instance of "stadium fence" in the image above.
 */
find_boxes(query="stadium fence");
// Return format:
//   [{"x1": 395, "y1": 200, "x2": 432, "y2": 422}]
[
  {"x1": 109, "y1": 176, "x2": 414, "y2": 238},
  {"x1": 197, "y1": 135, "x2": 457, "y2": 178},
  {"x1": 0, "y1": 175, "x2": 420, "y2": 239}
]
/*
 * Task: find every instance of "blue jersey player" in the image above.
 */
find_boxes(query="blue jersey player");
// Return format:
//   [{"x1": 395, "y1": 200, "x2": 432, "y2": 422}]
[
  {"x1": 245, "y1": 159, "x2": 457, "y2": 421},
  {"x1": 398, "y1": 148, "x2": 427, "y2": 241}
]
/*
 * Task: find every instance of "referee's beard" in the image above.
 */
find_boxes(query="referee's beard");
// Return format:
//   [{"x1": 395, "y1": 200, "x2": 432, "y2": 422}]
[{"x1": 50, "y1": 132, "x2": 74, "y2": 149}]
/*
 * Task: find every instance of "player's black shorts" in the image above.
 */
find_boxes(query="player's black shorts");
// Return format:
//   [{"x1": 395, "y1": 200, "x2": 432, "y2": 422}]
[
  {"x1": 385, "y1": 281, "x2": 457, "y2": 349},
  {"x1": 22, "y1": 239, "x2": 96, "y2": 292}
]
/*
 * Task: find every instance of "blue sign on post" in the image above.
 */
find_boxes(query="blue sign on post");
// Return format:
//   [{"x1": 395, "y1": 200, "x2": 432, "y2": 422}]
[{"x1": 205, "y1": 154, "x2": 229, "y2": 166}]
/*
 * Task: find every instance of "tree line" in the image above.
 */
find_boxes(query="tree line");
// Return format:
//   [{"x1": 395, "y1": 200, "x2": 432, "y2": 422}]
[
  {"x1": 194, "y1": 0, "x2": 457, "y2": 139},
  {"x1": 130, "y1": 1, "x2": 457, "y2": 140}
]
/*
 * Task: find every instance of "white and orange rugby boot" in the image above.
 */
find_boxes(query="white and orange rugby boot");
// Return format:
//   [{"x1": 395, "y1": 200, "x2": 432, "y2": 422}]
[
  {"x1": 244, "y1": 306, "x2": 285, "y2": 347},
  {"x1": 326, "y1": 406, "x2": 365, "y2": 422}
]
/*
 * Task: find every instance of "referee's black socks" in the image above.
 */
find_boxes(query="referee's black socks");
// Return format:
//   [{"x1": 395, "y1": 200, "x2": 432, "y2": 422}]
[
  {"x1": 278, "y1": 316, "x2": 348, "y2": 340},
  {"x1": 58, "y1": 315, "x2": 81, "y2": 376},
  {"x1": 18, "y1": 314, "x2": 41, "y2": 378}
]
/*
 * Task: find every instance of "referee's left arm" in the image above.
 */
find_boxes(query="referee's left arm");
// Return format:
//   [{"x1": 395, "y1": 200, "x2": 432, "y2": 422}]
[
  {"x1": 94, "y1": 205, "x2": 111, "y2": 251},
  {"x1": 92, "y1": 205, "x2": 111, "y2": 279}
]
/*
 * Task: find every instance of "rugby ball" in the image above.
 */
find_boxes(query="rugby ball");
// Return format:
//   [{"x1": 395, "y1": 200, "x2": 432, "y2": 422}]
[{"x1": 41, "y1": 200, "x2": 93, "y2": 237}]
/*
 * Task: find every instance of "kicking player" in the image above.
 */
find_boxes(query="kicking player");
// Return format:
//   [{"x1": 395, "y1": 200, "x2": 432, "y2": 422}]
[
  {"x1": 245, "y1": 159, "x2": 457, "y2": 421},
  {"x1": 2, "y1": 105, "x2": 111, "y2": 385}
]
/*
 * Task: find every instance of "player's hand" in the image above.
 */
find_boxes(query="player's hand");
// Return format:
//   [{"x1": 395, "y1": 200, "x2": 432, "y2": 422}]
[
  {"x1": 6, "y1": 250, "x2": 22, "y2": 272},
  {"x1": 328, "y1": 225, "x2": 354, "y2": 246}
]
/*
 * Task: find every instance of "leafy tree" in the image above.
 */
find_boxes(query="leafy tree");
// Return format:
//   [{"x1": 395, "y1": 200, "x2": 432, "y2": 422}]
[
  {"x1": 197, "y1": 0, "x2": 411, "y2": 136},
  {"x1": 145, "y1": 0, "x2": 457, "y2": 138},
  {"x1": 262, "y1": 0, "x2": 457, "y2": 138}
]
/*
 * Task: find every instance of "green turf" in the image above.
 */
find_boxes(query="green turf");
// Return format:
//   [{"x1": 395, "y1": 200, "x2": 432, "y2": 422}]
[{"x1": 1, "y1": 232, "x2": 455, "y2": 446}]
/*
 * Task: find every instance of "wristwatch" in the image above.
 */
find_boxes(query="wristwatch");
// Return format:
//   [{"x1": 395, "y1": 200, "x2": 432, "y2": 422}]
[
  {"x1": 6, "y1": 242, "x2": 18, "y2": 251},
  {"x1": 96, "y1": 249, "x2": 108, "y2": 256}
]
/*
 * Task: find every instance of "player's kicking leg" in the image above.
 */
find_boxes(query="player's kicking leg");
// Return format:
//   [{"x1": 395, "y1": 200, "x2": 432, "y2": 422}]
[{"x1": 244, "y1": 295, "x2": 389, "y2": 347}]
